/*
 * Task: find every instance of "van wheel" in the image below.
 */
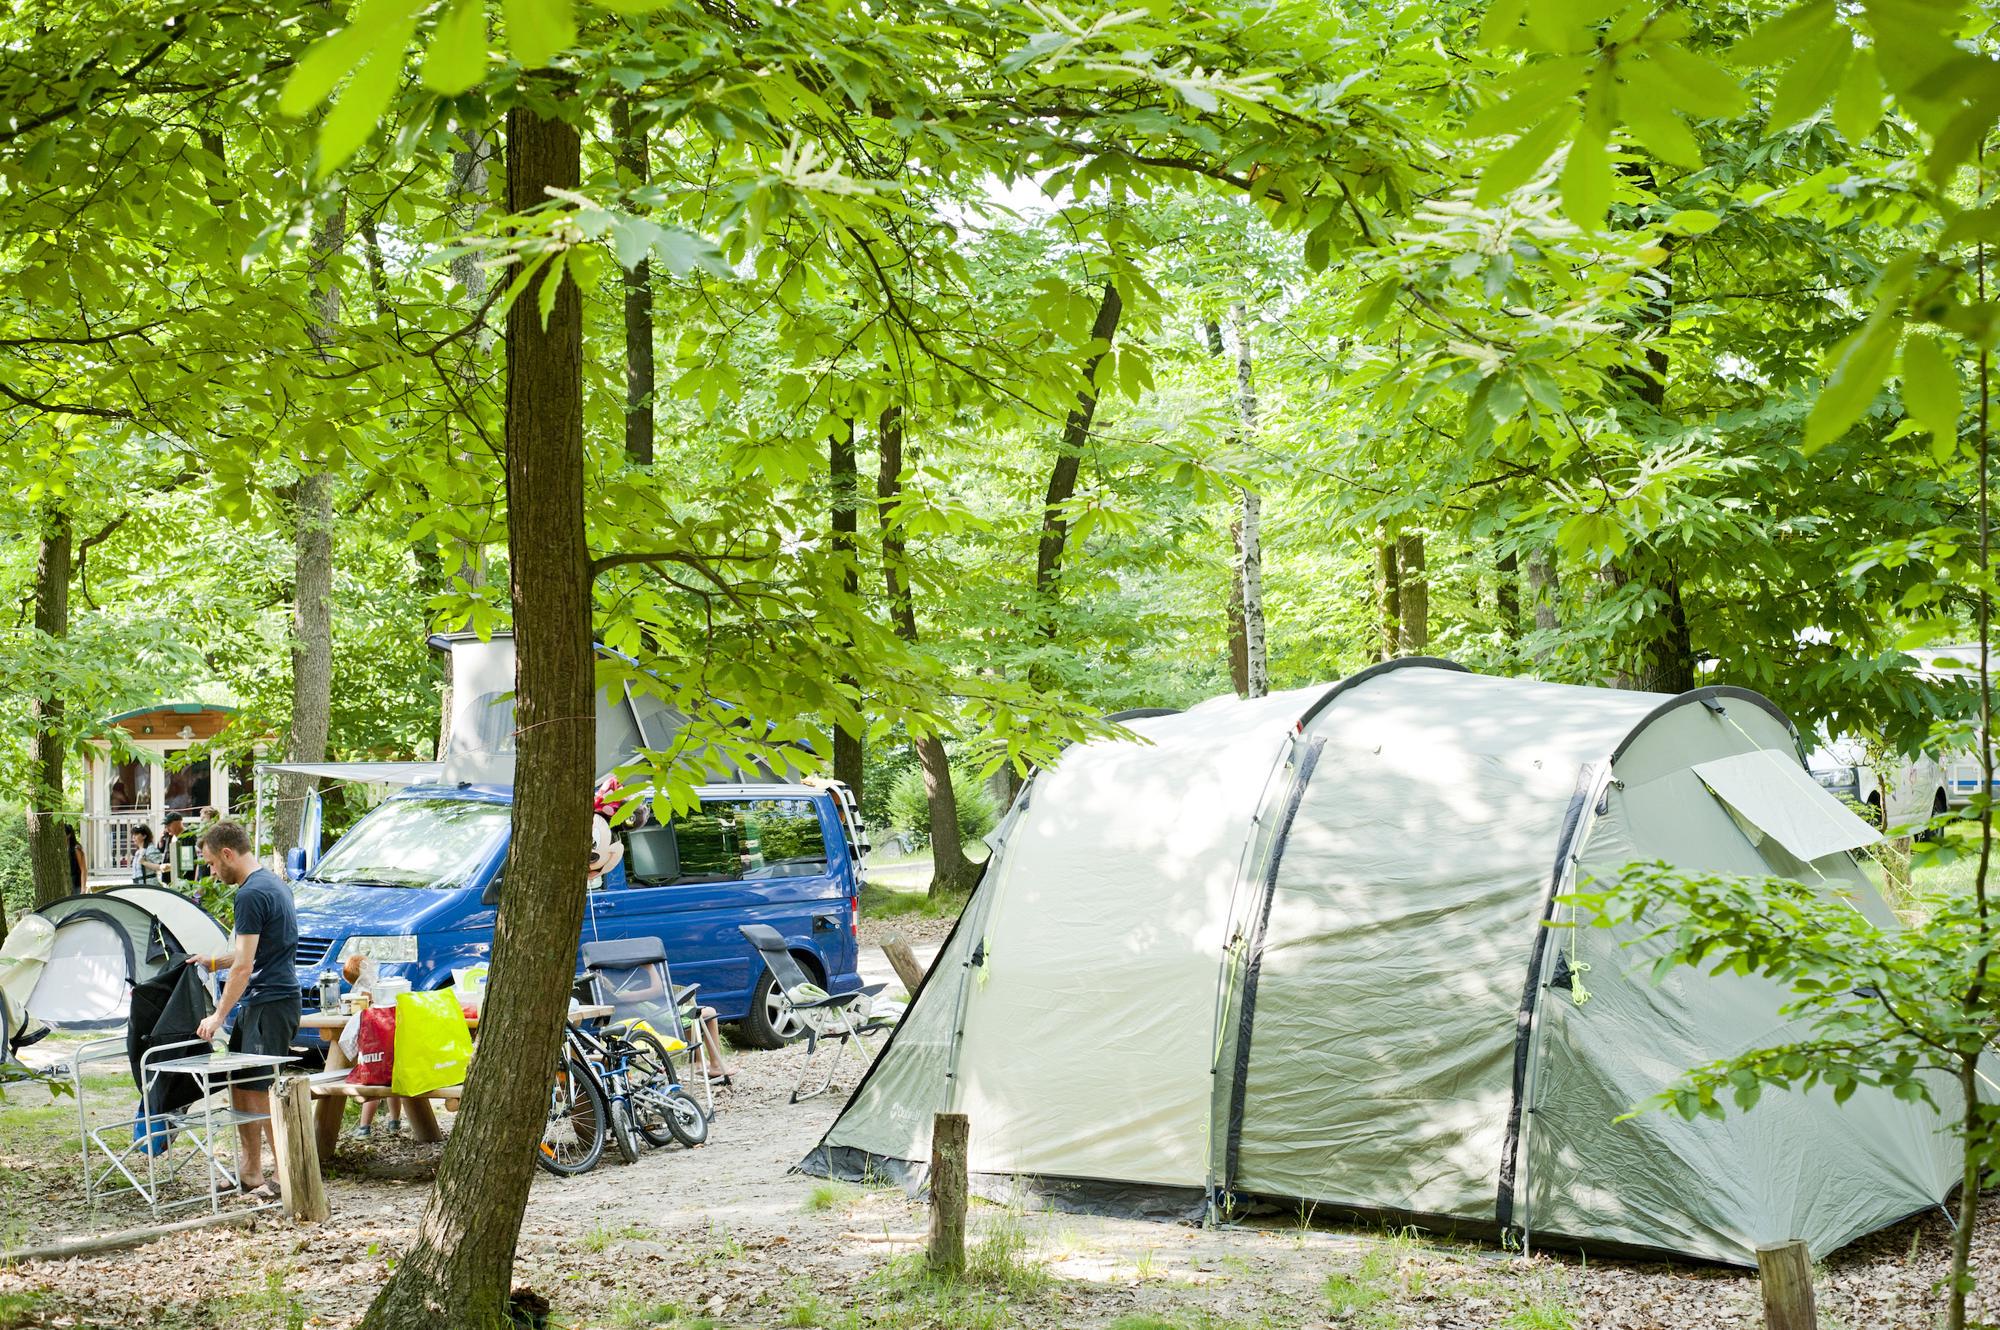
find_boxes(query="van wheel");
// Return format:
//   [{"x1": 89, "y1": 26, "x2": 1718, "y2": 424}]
[
  {"x1": 736, "y1": 969, "x2": 807, "y2": 1050},
  {"x1": 1918, "y1": 791, "x2": 1949, "y2": 844}
]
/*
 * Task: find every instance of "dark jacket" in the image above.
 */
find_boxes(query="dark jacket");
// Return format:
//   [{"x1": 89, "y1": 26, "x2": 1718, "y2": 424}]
[{"x1": 127, "y1": 963, "x2": 214, "y2": 1119}]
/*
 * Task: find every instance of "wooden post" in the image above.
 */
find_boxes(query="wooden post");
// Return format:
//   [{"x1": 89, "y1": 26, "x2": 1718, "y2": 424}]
[
  {"x1": 271, "y1": 1075, "x2": 331, "y2": 1223},
  {"x1": 1756, "y1": 1240, "x2": 1817, "y2": 1330},
  {"x1": 883, "y1": 932, "x2": 927, "y2": 997},
  {"x1": 927, "y1": 1112, "x2": 969, "y2": 1278}
]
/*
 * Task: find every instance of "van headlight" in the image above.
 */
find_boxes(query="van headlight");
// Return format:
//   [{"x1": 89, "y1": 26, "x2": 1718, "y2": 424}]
[
  {"x1": 1813, "y1": 766, "x2": 1855, "y2": 788},
  {"x1": 338, "y1": 935, "x2": 419, "y2": 964}
]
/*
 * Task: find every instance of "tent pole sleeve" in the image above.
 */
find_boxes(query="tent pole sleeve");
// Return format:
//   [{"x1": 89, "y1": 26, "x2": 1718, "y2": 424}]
[
  {"x1": 1495, "y1": 760, "x2": 1609, "y2": 1233},
  {"x1": 1218, "y1": 737, "x2": 1325, "y2": 1202}
]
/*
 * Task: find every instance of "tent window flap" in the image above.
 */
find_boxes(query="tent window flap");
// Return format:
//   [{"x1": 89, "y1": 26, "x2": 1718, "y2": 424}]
[{"x1": 1691, "y1": 749, "x2": 1881, "y2": 862}]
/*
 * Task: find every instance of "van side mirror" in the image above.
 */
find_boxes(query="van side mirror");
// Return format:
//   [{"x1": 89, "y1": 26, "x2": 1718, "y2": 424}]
[{"x1": 285, "y1": 847, "x2": 307, "y2": 880}]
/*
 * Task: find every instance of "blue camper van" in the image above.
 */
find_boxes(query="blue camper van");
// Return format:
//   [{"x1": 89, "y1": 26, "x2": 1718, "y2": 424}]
[{"x1": 289, "y1": 780, "x2": 865, "y2": 1047}]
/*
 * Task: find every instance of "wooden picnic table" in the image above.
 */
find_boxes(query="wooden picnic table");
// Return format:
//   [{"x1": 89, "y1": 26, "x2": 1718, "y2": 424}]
[{"x1": 300, "y1": 1004, "x2": 613, "y2": 1159}]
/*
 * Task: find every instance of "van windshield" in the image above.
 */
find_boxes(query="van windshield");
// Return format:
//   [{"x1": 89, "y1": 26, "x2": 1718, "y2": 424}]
[{"x1": 306, "y1": 798, "x2": 509, "y2": 890}]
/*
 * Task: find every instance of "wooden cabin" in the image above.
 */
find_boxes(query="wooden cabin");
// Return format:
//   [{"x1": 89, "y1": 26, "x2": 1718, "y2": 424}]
[{"x1": 81, "y1": 703, "x2": 266, "y2": 883}]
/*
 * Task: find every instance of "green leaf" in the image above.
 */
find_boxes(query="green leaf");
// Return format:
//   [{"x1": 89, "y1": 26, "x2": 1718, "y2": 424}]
[
  {"x1": 316, "y1": 18, "x2": 417, "y2": 178},
  {"x1": 1559, "y1": 124, "x2": 1611, "y2": 229},
  {"x1": 1804, "y1": 315, "x2": 1898, "y2": 451},
  {"x1": 537, "y1": 250, "x2": 568, "y2": 329},
  {"x1": 1478, "y1": 0, "x2": 1528, "y2": 49},
  {"x1": 504, "y1": 0, "x2": 575, "y2": 68},
  {"x1": 1643, "y1": 46, "x2": 1752, "y2": 120},
  {"x1": 422, "y1": 0, "x2": 488, "y2": 95},
  {"x1": 280, "y1": 0, "x2": 421, "y2": 117},
  {"x1": 1940, "y1": 205, "x2": 2000, "y2": 249},
  {"x1": 1620, "y1": 97, "x2": 1701, "y2": 169},
  {"x1": 651, "y1": 226, "x2": 732, "y2": 278},
  {"x1": 1665, "y1": 208, "x2": 1721, "y2": 235},
  {"x1": 1832, "y1": 48, "x2": 1883, "y2": 143},
  {"x1": 1728, "y1": 0, "x2": 1834, "y2": 65},
  {"x1": 1765, "y1": 26, "x2": 1851, "y2": 134},
  {"x1": 1477, "y1": 116, "x2": 1573, "y2": 205},
  {"x1": 1901, "y1": 332, "x2": 1962, "y2": 448}
]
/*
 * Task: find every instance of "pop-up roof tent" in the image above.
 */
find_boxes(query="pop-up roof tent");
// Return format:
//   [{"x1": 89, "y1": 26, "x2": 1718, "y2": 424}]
[
  {"x1": 803, "y1": 660, "x2": 1964, "y2": 1265},
  {"x1": 429, "y1": 631, "x2": 792, "y2": 787},
  {"x1": 259, "y1": 633, "x2": 798, "y2": 862},
  {"x1": 14, "y1": 888, "x2": 228, "y2": 1034}
]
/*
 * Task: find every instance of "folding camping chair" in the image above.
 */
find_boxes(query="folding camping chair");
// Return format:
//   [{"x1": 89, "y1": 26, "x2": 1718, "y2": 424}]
[
  {"x1": 579, "y1": 937, "x2": 715, "y2": 1116},
  {"x1": 738, "y1": 925, "x2": 890, "y2": 1103}
]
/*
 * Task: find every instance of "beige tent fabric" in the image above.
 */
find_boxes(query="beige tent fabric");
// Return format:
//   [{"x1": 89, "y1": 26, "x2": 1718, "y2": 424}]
[
  {"x1": 1692, "y1": 748, "x2": 1881, "y2": 863},
  {"x1": 948, "y1": 687, "x2": 1321, "y2": 1187}
]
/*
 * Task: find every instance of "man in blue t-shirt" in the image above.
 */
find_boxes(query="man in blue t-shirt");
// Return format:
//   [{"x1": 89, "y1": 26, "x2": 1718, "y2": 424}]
[{"x1": 187, "y1": 821, "x2": 299, "y2": 1200}]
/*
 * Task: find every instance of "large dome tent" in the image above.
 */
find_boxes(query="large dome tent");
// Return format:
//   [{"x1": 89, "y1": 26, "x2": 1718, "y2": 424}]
[{"x1": 803, "y1": 660, "x2": 1964, "y2": 1265}]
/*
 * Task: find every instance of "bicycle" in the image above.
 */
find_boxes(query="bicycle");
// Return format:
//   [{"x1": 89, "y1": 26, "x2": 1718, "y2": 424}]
[
  {"x1": 536, "y1": 1019, "x2": 705, "y2": 1176},
  {"x1": 584, "y1": 1019, "x2": 708, "y2": 1157},
  {"x1": 537, "y1": 1043, "x2": 607, "y2": 1177}
]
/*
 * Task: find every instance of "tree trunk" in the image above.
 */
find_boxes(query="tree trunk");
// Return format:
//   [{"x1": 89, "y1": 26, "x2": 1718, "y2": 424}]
[
  {"x1": 1396, "y1": 531, "x2": 1428, "y2": 654},
  {"x1": 27, "y1": 504, "x2": 72, "y2": 908},
  {"x1": 1033, "y1": 282, "x2": 1124, "y2": 638},
  {"x1": 274, "y1": 201, "x2": 344, "y2": 861},
  {"x1": 1612, "y1": 566, "x2": 1696, "y2": 693},
  {"x1": 1226, "y1": 515, "x2": 1249, "y2": 695},
  {"x1": 1209, "y1": 317, "x2": 1250, "y2": 694},
  {"x1": 878, "y1": 406, "x2": 978, "y2": 896},
  {"x1": 1229, "y1": 303, "x2": 1267, "y2": 698},
  {"x1": 359, "y1": 102, "x2": 590, "y2": 1330},
  {"x1": 1526, "y1": 546, "x2": 1559, "y2": 634},
  {"x1": 1496, "y1": 551, "x2": 1520, "y2": 640},
  {"x1": 449, "y1": 124, "x2": 494, "y2": 592},
  {"x1": 1949, "y1": 1049, "x2": 1985, "y2": 1329},
  {"x1": 1376, "y1": 535, "x2": 1400, "y2": 662},
  {"x1": 830, "y1": 424, "x2": 863, "y2": 804},
  {"x1": 609, "y1": 100, "x2": 654, "y2": 468}
]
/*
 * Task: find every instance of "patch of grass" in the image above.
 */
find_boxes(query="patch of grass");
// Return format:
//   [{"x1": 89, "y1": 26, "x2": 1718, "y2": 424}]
[
  {"x1": 779, "y1": 1286, "x2": 837, "y2": 1328},
  {"x1": 0, "y1": 1292, "x2": 47, "y2": 1330},
  {"x1": 605, "y1": 1296, "x2": 716, "y2": 1329},
  {"x1": 805, "y1": 1180, "x2": 863, "y2": 1212},
  {"x1": 850, "y1": 1210, "x2": 1053, "y2": 1330},
  {"x1": 1323, "y1": 1248, "x2": 1396, "y2": 1327},
  {"x1": 211, "y1": 1269, "x2": 306, "y2": 1330},
  {"x1": 859, "y1": 881, "x2": 965, "y2": 919},
  {"x1": 582, "y1": 1221, "x2": 653, "y2": 1254},
  {"x1": 1503, "y1": 1298, "x2": 1577, "y2": 1330}
]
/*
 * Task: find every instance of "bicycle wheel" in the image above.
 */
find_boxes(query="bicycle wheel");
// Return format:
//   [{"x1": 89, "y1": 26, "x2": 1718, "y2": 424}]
[
  {"x1": 537, "y1": 1055, "x2": 607, "y2": 1177},
  {"x1": 609, "y1": 1096, "x2": 641, "y2": 1164},
  {"x1": 624, "y1": 1030, "x2": 683, "y2": 1148},
  {"x1": 661, "y1": 1087, "x2": 708, "y2": 1147}
]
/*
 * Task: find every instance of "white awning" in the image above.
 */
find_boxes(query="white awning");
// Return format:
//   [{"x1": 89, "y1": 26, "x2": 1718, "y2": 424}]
[
  {"x1": 1693, "y1": 749, "x2": 1881, "y2": 863},
  {"x1": 259, "y1": 761, "x2": 445, "y2": 787}
]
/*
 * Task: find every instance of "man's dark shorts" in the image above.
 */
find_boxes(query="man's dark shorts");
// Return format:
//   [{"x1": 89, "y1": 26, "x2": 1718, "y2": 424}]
[{"x1": 227, "y1": 996, "x2": 301, "y2": 1090}]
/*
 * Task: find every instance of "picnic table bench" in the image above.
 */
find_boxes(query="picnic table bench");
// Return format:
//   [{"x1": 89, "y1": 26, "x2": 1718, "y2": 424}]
[{"x1": 299, "y1": 1005, "x2": 612, "y2": 1159}]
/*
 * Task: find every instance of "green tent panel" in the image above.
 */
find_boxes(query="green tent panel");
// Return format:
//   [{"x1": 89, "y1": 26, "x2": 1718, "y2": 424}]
[{"x1": 802, "y1": 662, "x2": 1964, "y2": 1265}]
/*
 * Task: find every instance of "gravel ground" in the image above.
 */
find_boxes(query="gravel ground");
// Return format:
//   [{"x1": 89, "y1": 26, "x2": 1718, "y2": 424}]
[{"x1": 2, "y1": 1002, "x2": 1993, "y2": 1329}]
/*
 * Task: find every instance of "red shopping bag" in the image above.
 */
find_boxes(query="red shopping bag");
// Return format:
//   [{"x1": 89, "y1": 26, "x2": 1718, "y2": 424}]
[{"x1": 347, "y1": 1007, "x2": 397, "y2": 1086}]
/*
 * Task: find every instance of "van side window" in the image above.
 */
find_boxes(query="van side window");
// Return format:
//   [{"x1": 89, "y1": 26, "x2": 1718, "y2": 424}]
[{"x1": 619, "y1": 798, "x2": 827, "y2": 885}]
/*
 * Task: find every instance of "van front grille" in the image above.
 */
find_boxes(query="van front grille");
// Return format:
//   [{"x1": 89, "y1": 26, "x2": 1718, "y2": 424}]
[{"x1": 295, "y1": 935, "x2": 334, "y2": 973}]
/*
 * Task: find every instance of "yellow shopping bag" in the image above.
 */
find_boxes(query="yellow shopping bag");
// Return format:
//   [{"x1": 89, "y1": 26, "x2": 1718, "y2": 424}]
[{"x1": 390, "y1": 989, "x2": 473, "y2": 1096}]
